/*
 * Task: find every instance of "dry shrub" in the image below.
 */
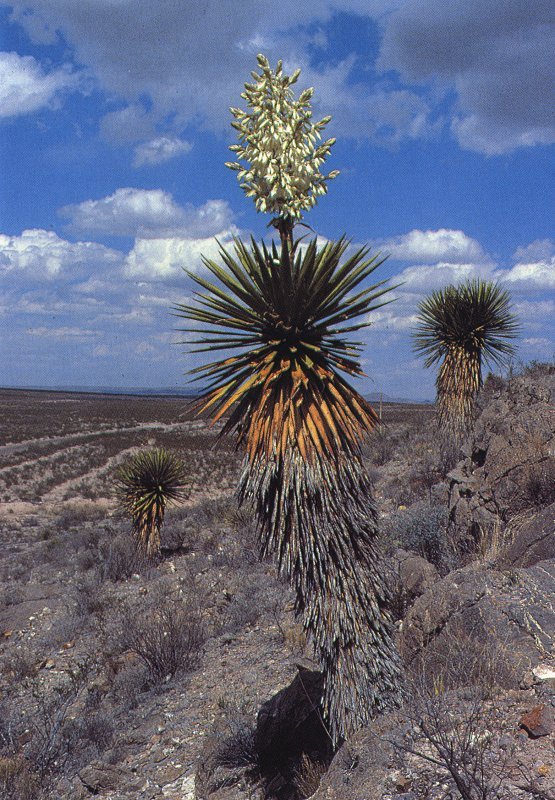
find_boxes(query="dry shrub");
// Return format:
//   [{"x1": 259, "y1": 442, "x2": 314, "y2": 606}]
[
  {"x1": 382, "y1": 501, "x2": 452, "y2": 571},
  {"x1": 474, "y1": 514, "x2": 517, "y2": 562},
  {"x1": 389, "y1": 627, "x2": 523, "y2": 800},
  {"x1": 524, "y1": 460, "x2": 555, "y2": 509},
  {"x1": 395, "y1": 681, "x2": 509, "y2": 800},
  {"x1": 72, "y1": 573, "x2": 107, "y2": 618},
  {"x1": 1, "y1": 648, "x2": 38, "y2": 681},
  {"x1": 210, "y1": 698, "x2": 259, "y2": 770},
  {"x1": 0, "y1": 756, "x2": 40, "y2": 800},
  {"x1": 196, "y1": 697, "x2": 260, "y2": 796},
  {"x1": 116, "y1": 599, "x2": 205, "y2": 684},
  {"x1": 0, "y1": 663, "x2": 90, "y2": 788},
  {"x1": 96, "y1": 532, "x2": 148, "y2": 581},
  {"x1": 368, "y1": 426, "x2": 397, "y2": 466},
  {"x1": 408, "y1": 622, "x2": 519, "y2": 700}
]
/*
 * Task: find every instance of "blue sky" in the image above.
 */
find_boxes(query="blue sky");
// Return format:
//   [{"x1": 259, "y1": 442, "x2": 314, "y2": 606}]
[{"x1": 1, "y1": 1, "x2": 553, "y2": 399}]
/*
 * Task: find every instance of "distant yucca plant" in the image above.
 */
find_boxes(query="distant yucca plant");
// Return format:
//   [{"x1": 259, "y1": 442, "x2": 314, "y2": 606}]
[
  {"x1": 115, "y1": 449, "x2": 188, "y2": 559},
  {"x1": 413, "y1": 280, "x2": 519, "y2": 436}
]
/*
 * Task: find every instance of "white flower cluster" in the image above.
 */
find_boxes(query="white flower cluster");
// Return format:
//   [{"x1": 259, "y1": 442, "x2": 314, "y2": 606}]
[{"x1": 225, "y1": 54, "x2": 339, "y2": 220}]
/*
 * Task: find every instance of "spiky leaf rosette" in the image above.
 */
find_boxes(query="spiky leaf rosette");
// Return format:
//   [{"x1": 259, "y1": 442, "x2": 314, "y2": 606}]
[
  {"x1": 177, "y1": 237, "x2": 403, "y2": 741},
  {"x1": 115, "y1": 449, "x2": 188, "y2": 559},
  {"x1": 413, "y1": 280, "x2": 519, "y2": 436},
  {"x1": 177, "y1": 235, "x2": 392, "y2": 465}
]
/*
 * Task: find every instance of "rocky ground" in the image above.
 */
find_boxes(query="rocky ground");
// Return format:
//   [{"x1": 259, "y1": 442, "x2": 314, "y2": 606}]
[{"x1": 0, "y1": 367, "x2": 554, "y2": 800}]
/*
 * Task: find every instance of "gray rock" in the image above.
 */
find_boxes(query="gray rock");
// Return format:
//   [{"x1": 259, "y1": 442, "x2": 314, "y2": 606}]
[
  {"x1": 496, "y1": 503, "x2": 555, "y2": 568},
  {"x1": 398, "y1": 553, "x2": 439, "y2": 603},
  {"x1": 400, "y1": 559, "x2": 555, "y2": 688},
  {"x1": 78, "y1": 763, "x2": 143, "y2": 793},
  {"x1": 448, "y1": 371, "x2": 555, "y2": 549},
  {"x1": 311, "y1": 712, "x2": 404, "y2": 800}
]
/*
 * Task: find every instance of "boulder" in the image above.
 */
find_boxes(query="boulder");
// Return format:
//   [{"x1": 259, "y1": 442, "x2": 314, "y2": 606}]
[
  {"x1": 78, "y1": 763, "x2": 143, "y2": 793},
  {"x1": 519, "y1": 705, "x2": 555, "y2": 738},
  {"x1": 496, "y1": 502, "x2": 555, "y2": 569},
  {"x1": 448, "y1": 370, "x2": 555, "y2": 548},
  {"x1": 398, "y1": 552, "x2": 440, "y2": 604},
  {"x1": 400, "y1": 559, "x2": 555, "y2": 688},
  {"x1": 311, "y1": 712, "x2": 404, "y2": 800}
]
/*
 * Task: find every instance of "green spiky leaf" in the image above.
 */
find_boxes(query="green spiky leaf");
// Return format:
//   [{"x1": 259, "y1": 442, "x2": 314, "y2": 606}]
[{"x1": 176, "y1": 236, "x2": 392, "y2": 463}]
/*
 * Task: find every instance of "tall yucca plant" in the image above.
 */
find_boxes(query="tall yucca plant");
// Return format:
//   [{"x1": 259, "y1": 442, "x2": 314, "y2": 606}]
[
  {"x1": 176, "y1": 55, "x2": 403, "y2": 742},
  {"x1": 413, "y1": 280, "x2": 519, "y2": 436},
  {"x1": 177, "y1": 236, "x2": 402, "y2": 741},
  {"x1": 116, "y1": 448, "x2": 188, "y2": 560}
]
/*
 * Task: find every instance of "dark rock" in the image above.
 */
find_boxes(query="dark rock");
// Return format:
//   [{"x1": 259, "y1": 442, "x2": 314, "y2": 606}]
[
  {"x1": 496, "y1": 503, "x2": 555, "y2": 568},
  {"x1": 398, "y1": 552, "x2": 439, "y2": 604},
  {"x1": 78, "y1": 763, "x2": 143, "y2": 793},
  {"x1": 519, "y1": 705, "x2": 555, "y2": 738}
]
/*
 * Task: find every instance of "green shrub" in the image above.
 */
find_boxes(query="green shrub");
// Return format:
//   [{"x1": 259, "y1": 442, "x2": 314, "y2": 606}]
[{"x1": 382, "y1": 501, "x2": 451, "y2": 569}]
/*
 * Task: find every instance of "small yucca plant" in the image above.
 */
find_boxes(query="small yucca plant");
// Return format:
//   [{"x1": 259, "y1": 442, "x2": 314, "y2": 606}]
[
  {"x1": 413, "y1": 280, "x2": 519, "y2": 436},
  {"x1": 116, "y1": 449, "x2": 188, "y2": 559}
]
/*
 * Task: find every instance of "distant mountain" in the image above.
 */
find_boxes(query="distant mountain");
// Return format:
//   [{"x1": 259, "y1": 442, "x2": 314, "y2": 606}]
[
  {"x1": 3, "y1": 385, "x2": 433, "y2": 403},
  {"x1": 366, "y1": 392, "x2": 433, "y2": 404},
  {"x1": 2, "y1": 385, "x2": 196, "y2": 398}
]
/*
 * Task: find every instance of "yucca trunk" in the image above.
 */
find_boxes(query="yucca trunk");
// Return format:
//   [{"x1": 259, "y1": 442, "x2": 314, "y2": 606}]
[
  {"x1": 437, "y1": 345, "x2": 481, "y2": 437},
  {"x1": 134, "y1": 505, "x2": 165, "y2": 560},
  {"x1": 239, "y1": 446, "x2": 402, "y2": 743}
]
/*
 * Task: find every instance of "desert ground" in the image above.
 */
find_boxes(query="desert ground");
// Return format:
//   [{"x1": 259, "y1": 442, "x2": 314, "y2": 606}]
[{"x1": 0, "y1": 371, "x2": 554, "y2": 800}]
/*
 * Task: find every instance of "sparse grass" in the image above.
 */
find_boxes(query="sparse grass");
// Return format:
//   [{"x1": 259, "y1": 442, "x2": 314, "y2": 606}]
[{"x1": 294, "y1": 753, "x2": 327, "y2": 798}]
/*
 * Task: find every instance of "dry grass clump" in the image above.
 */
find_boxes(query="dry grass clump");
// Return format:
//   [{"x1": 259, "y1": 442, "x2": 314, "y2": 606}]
[{"x1": 524, "y1": 459, "x2": 555, "y2": 509}]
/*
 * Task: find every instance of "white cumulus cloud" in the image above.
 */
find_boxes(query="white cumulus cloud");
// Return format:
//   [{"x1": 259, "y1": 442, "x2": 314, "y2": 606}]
[
  {"x1": 133, "y1": 136, "x2": 193, "y2": 167},
  {"x1": 376, "y1": 229, "x2": 492, "y2": 265},
  {"x1": 0, "y1": 51, "x2": 77, "y2": 117},
  {"x1": 513, "y1": 239, "x2": 554, "y2": 262},
  {"x1": 503, "y1": 257, "x2": 555, "y2": 289},
  {"x1": 123, "y1": 233, "x2": 236, "y2": 281},
  {"x1": 60, "y1": 190, "x2": 236, "y2": 239},
  {"x1": 0, "y1": 229, "x2": 120, "y2": 279}
]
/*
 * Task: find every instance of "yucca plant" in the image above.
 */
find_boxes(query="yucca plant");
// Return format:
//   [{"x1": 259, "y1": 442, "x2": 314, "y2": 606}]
[
  {"x1": 176, "y1": 55, "x2": 403, "y2": 742},
  {"x1": 115, "y1": 448, "x2": 188, "y2": 560},
  {"x1": 413, "y1": 280, "x2": 519, "y2": 436},
  {"x1": 177, "y1": 239, "x2": 402, "y2": 740}
]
